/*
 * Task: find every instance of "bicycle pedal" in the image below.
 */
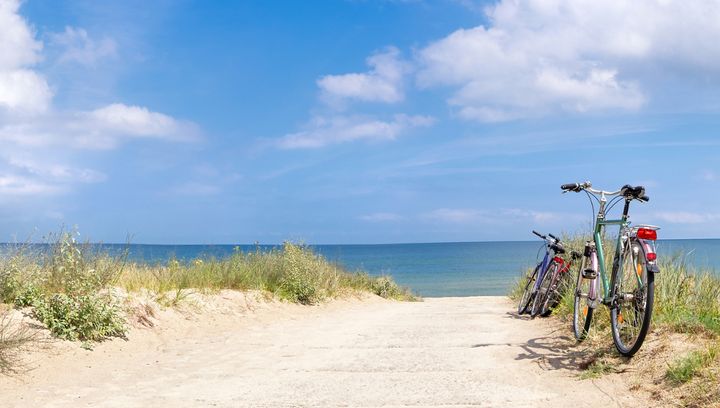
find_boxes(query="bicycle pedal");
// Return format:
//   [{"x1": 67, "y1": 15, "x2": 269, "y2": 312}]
[{"x1": 582, "y1": 268, "x2": 597, "y2": 279}]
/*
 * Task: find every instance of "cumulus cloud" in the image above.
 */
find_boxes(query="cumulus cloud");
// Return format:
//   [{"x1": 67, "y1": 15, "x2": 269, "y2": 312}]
[
  {"x1": 0, "y1": 103, "x2": 200, "y2": 150},
  {"x1": 318, "y1": 47, "x2": 408, "y2": 104},
  {"x1": 0, "y1": 1, "x2": 201, "y2": 197},
  {"x1": 0, "y1": 0, "x2": 52, "y2": 112},
  {"x1": 278, "y1": 114, "x2": 434, "y2": 149},
  {"x1": 49, "y1": 26, "x2": 117, "y2": 66},
  {"x1": 417, "y1": 0, "x2": 720, "y2": 121}
]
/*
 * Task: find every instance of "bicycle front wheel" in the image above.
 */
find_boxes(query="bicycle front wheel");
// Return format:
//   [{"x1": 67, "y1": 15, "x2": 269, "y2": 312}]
[
  {"x1": 541, "y1": 266, "x2": 570, "y2": 317},
  {"x1": 610, "y1": 239, "x2": 655, "y2": 357},
  {"x1": 572, "y1": 257, "x2": 595, "y2": 341},
  {"x1": 517, "y1": 264, "x2": 540, "y2": 315}
]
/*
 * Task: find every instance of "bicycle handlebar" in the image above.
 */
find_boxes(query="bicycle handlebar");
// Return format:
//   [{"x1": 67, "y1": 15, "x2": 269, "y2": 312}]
[
  {"x1": 561, "y1": 181, "x2": 649, "y2": 202},
  {"x1": 532, "y1": 230, "x2": 544, "y2": 239},
  {"x1": 548, "y1": 233, "x2": 558, "y2": 241}
]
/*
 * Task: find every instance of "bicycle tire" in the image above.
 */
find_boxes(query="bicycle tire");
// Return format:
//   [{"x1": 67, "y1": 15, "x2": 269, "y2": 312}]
[
  {"x1": 541, "y1": 266, "x2": 571, "y2": 317},
  {"x1": 517, "y1": 264, "x2": 540, "y2": 315},
  {"x1": 572, "y1": 256, "x2": 595, "y2": 341},
  {"x1": 531, "y1": 262, "x2": 556, "y2": 318},
  {"x1": 610, "y1": 238, "x2": 655, "y2": 357}
]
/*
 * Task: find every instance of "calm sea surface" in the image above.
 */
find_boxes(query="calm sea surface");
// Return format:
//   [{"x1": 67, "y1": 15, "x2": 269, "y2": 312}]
[
  {"x1": 65, "y1": 239, "x2": 719, "y2": 297},
  {"x1": 5, "y1": 240, "x2": 716, "y2": 297}
]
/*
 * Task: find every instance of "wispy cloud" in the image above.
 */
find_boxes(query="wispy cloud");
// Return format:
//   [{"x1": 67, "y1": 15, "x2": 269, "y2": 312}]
[
  {"x1": 702, "y1": 170, "x2": 717, "y2": 182},
  {"x1": 278, "y1": 114, "x2": 434, "y2": 149},
  {"x1": 652, "y1": 211, "x2": 720, "y2": 224},
  {"x1": 422, "y1": 207, "x2": 582, "y2": 225},
  {"x1": 360, "y1": 212, "x2": 404, "y2": 222},
  {"x1": 49, "y1": 26, "x2": 117, "y2": 66}
]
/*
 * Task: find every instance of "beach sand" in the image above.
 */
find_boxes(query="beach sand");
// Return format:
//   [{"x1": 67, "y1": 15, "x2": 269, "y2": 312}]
[{"x1": 0, "y1": 293, "x2": 651, "y2": 407}]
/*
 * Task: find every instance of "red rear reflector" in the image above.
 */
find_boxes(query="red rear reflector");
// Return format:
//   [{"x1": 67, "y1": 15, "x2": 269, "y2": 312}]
[
  {"x1": 646, "y1": 253, "x2": 657, "y2": 261},
  {"x1": 637, "y1": 228, "x2": 657, "y2": 240}
]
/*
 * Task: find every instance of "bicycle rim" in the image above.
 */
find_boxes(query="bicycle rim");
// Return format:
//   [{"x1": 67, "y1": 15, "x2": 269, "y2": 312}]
[
  {"x1": 531, "y1": 263, "x2": 553, "y2": 317},
  {"x1": 573, "y1": 259, "x2": 595, "y2": 341},
  {"x1": 611, "y1": 240, "x2": 655, "y2": 356},
  {"x1": 540, "y1": 264, "x2": 561, "y2": 317},
  {"x1": 517, "y1": 264, "x2": 540, "y2": 315}
]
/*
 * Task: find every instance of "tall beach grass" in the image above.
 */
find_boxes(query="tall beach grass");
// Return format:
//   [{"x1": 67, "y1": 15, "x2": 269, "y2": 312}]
[{"x1": 0, "y1": 232, "x2": 415, "y2": 345}]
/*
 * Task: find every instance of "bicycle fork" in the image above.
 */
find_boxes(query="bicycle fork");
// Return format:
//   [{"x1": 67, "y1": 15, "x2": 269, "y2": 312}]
[{"x1": 580, "y1": 241, "x2": 600, "y2": 309}]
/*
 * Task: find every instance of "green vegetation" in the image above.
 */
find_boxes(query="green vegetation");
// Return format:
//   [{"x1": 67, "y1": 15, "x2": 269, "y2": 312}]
[
  {"x1": 118, "y1": 242, "x2": 416, "y2": 303},
  {"x1": 0, "y1": 232, "x2": 415, "y2": 347},
  {"x1": 666, "y1": 346, "x2": 719, "y2": 385}
]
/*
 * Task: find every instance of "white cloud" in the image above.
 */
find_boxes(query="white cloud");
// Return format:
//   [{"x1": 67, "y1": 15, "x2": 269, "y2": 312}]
[
  {"x1": 0, "y1": 174, "x2": 61, "y2": 196},
  {"x1": 318, "y1": 47, "x2": 408, "y2": 104},
  {"x1": 417, "y1": 0, "x2": 720, "y2": 121},
  {"x1": 0, "y1": 0, "x2": 52, "y2": 113},
  {"x1": 170, "y1": 182, "x2": 221, "y2": 196},
  {"x1": 50, "y1": 26, "x2": 117, "y2": 66},
  {"x1": 0, "y1": 103, "x2": 200, "y2": 150},
  {"x1": 423, "y1": 208, "x2": 492, "y2": 224},
  {"x1": 652, "y1": 211, "x2": 720, "y2": 224},
  {"x1": 278, "y1": 114, "x2": 434, "y2": 149},
  {"x1": 7, "y1": 157, "x2": 106, "y2": 184},
  {"x1": 0, "y1": 0, "x2": 41, "y2": 69},
  {"x1": 360, "y1": 212, "x2": 404, "y2": 222},
  {"x1": 86, "y1": 103, "x2": 199, "y2": 143},
  {"x1": 423, "y1": 207, "x2": 580, "y2": 225},
  {"x1": 0, "y1": 69, "x2": 52, "y2": 113}
]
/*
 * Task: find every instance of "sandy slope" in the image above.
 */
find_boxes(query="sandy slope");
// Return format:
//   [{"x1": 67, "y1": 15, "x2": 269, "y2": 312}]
[{"x1": 0, "y1": 294, "x2": 650, "y2": 407}]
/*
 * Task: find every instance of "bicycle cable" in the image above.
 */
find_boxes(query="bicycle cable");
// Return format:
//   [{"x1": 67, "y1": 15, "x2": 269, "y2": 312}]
[
  {"x1": 605, "y1": 195, "x2": 624, "y2": 216},
  {"x1": 584, "y1": 190, "x2": 597, "y2": 230}
]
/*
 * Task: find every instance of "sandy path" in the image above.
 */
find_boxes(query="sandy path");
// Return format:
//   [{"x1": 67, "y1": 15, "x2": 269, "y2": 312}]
[{"x1": 0, "y1": 295, "x2": 647, "y2": 407}]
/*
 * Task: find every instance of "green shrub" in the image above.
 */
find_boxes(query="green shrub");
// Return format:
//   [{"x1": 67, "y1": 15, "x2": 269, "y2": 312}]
[{"x1": 32, "y1": 292, "x2": 126, "y2": 342}]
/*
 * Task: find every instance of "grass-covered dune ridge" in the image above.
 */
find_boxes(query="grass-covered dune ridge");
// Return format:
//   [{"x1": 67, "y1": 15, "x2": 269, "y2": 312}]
[
  {"x1": 0, "y1": 233, "x2": 415, "y2": 344},
  {"x1": 509, "y1": 233, "x2": 720, "y2": 406}
]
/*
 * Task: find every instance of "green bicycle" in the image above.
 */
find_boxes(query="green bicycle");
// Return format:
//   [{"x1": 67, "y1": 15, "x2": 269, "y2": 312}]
[{"x1": 561, "y1": 181, "x2": 659, "y2": 357}]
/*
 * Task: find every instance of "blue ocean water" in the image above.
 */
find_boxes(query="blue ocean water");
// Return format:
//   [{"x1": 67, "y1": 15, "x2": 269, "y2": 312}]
[
  {"x1": 4, "y1": 240, "x2": 714, "y2": 297},
  {"x1": 82, "y1": 239, "x2": 720, "y2": 297}
]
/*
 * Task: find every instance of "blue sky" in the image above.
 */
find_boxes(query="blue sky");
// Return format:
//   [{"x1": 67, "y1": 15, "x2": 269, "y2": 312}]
[{"x1": 1, "y1": 0, "x2": 719, "y2": 243}]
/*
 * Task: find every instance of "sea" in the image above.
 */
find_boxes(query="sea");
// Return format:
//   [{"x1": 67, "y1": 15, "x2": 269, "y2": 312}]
[{"x1": 78, "y1": 239, "x2": 720, "y2": 297}]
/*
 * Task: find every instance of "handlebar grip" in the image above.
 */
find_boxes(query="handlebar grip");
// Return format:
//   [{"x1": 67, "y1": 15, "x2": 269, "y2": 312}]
[
  {"x1": 532, "y1": 230, "x2": 544, "y2": 238},
  {"x1": 561, "y1": 183, "x2": 580, "y2": 192},
  {"x1": 639, "y1": 195, "x2": 650, "y2": 202},
  {"x1": 548, "y1": 233, "x2": 559, "y2": 241}
]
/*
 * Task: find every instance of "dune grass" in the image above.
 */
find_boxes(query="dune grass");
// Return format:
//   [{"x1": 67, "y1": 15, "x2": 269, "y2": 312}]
[{"x1": 0, "y1": 232, "x2": 415, "y2": 345}]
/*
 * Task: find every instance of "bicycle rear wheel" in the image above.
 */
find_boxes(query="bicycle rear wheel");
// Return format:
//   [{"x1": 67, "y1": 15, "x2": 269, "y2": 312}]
[
  {"x1": 572, "y1": 257, "x2": 595, "y2": 341},
  {"x1": 517, "y1": 264, "x2": 540, "y2": 315},
  {"x1": 610, "y1": 239, "x2": 655, "y2": 357},
  {"x1": 531, "y1": 262, "x2": 557, "y2": 318}
]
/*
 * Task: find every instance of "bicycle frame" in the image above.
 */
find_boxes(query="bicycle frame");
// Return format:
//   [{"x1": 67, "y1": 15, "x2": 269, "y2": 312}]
[
  {"x1": 534, "y1": 250, "x2": 553, "y2": 292},
  {"x1": 587, "y1": 191, "x2": 637, "y2": 305}
]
